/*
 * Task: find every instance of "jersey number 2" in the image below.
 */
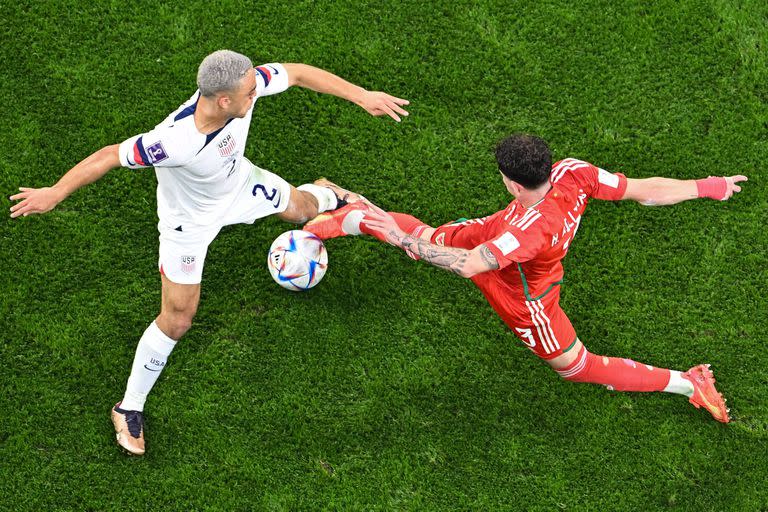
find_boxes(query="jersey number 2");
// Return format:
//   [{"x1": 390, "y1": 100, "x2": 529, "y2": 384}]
[{"x1": 252, "y1": 184, "x2": 280, "y2": 207}]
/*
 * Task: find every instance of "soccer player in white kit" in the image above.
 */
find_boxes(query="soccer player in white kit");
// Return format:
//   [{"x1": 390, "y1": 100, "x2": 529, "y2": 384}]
[{"x1": 9, "y1": 50, "x2": 410, "y2": 455}]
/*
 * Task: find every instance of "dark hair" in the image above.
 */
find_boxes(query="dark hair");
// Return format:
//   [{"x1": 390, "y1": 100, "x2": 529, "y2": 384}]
[{"x1": 494, "y1": 134, "x2": 552, "y2": 189}]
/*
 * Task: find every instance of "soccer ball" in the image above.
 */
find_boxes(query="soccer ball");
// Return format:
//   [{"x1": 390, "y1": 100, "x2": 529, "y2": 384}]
[{"x1": 267, "y1": 230, "x2": 328, "y2": 291}]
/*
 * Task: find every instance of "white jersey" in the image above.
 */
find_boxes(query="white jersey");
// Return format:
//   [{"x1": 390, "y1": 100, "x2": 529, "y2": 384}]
[{"x1": 118, "y1": 63, "x2": 290, "y2": 227}]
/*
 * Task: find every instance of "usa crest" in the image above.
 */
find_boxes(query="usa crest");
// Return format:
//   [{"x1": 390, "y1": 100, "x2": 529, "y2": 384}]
[
  {"x1": 180, "y1": 255, "x2": 196, "y2": 274},
  {"x1": 218, "y1": 133, "x2": 237, "y2": 157}
]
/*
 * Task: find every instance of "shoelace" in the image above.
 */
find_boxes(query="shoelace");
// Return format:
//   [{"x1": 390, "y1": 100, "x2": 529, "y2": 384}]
[
  {"x1": 335, "y1": 192, "x2": 349, "y2": 210},
  {"x1": 124, "y1": 410, "x2": 145, "y2": 439}
]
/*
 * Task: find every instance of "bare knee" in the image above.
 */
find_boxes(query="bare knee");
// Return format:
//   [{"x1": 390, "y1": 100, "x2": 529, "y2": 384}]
[
  {"x1": 156, "y1": 310, "x2": 195, "y2": 340},
  {"x1": 546, "y1": 339, "x2": 585, "y2": 373},
  {"x1": 278, "y1": 190, "x2": 317, "y2": 223}
]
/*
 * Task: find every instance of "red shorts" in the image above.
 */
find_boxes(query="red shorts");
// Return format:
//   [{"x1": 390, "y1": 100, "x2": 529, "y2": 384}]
[
  {"x1": 499, "y1": 287, "x2": 578, "y2": 360},
  {"x1": 431, "y1": 221, "x2": 578, "y2": 360}
]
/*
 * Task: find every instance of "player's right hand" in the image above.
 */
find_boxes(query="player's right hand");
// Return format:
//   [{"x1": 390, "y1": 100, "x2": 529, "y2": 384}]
[
  {"x1": 357, "y1": 91, "x2": 410, "y2": 122},
  {"x1": 723, "y1": 175, "x2": 748, "y2": 200},
  {"x1": 9, "y1": 187, "x2": 63, "y2": 218},
  {"x1": 360, "y1": 201, "x2": 407, "y2": 247}
]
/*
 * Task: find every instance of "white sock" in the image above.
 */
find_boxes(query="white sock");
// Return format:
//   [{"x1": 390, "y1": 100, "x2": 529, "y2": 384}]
[
  {"x1": 297, "y1": 184, "x2": 338, "y2": 213},
  {"x1": 341, "y1": 209, "x2": 366, "y2": 235},
  {"x1": 663, "y1": 370, "x2": 694, "y2": 397},
  {"x1": 120, "y1": 321, "x2": 177, "y2": 411}
]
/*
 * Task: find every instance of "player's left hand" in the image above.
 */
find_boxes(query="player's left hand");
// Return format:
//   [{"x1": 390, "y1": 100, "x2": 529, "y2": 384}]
[
  {"x1": 722, "y1": 175, "x2": 748, "y2": 200},
  {"x1": 357, "y1": 91, "x2": 409, "y2": 122},
  {"x1": 360, "y1": 201, "x2": 407, "y2": 246}
]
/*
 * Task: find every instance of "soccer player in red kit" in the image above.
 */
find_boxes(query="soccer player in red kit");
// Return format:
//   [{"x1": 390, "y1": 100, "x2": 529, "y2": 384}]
[{"x1": 305, "y1": 134, "x2": 747, "y2": 423}]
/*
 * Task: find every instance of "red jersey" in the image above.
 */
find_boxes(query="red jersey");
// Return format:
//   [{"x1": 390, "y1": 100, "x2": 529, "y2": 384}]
[{"x1": 431, "y1": 159, "x2": 627, "y2": 351}]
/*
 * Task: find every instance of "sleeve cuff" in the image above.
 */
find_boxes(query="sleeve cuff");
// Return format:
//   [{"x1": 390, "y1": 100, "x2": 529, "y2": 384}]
[{"x1": 118, "y1": 135, "x2": 148, "y2": 169}]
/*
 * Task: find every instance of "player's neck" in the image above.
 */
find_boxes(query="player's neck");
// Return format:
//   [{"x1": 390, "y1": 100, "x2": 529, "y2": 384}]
[
  {"x1": 517, "y1": 184, "x2": 551, "y2": 208},
  {"x1": 194, "y1": 96, "x2": 231, "y2": 135}
]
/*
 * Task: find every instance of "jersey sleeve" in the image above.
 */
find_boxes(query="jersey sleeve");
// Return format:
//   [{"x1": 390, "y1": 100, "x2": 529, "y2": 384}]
[
  {"x1": 482, "y1": 222, "x2": 547, "y2": 270},
  {"x1": 254, "y1": 63, "x2": 290, "y2": 98},
  {"x1": 431, "y1": 211, "x2": 506, "y2": 249},
  {"x1": 118, "y1": 127, "x2": 188, "y2": 169},
  {"x1": 552, "y1": 158, "x2": 627, "y2": 201}
]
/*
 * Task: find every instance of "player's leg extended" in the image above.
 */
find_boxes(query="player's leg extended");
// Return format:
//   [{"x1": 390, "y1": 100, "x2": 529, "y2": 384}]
[
  {"x1": 548, "y1": 338, "x2": 676, "y2": 392},
  {"x1": 112, "y1": 274, "x2": 201, "y2": 455},
  {"x1": 533, "y1": 300, "x2": 729, "y2": 422},
  {"x1": 306, "y1": 204, "x2": 432, "y2": 241},
  {"x1": 550, "y1": 340, "x2": 729, "y2": 422},
  {"x1": 279, "y1": 180, "x2": 365, "y2": 224},
  {"x1": 299, "y1": 178, "x2": 435, "y2": 241},
  {"x1": 305, "y1": 204, "x2": 482, "y2": 269}
]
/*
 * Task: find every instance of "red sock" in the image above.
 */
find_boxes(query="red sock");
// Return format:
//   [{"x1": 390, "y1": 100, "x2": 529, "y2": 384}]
[{"x1": 556, "y1": 345, "x2": 671, "y2": 392}]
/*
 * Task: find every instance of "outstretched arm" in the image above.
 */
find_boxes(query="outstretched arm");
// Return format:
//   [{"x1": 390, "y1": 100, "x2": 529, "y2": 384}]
[
  {"x1": 282, "y1": 63, "x2": 409, "y2": 122},
  {"x1": 10, "y1": 144, "x2": 121, "y2": 218},
  {"x1": 361, "y1": 203, "x2": 499, "y2": 278},
  {"x1": 622, "y1": 175, "x2": 747, "y2": 206}
]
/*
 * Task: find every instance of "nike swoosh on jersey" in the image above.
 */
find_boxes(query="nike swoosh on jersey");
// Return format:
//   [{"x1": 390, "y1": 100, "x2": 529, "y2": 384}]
[{"x1": 143, "y1": 364, "x2": 162, "y2": 372}]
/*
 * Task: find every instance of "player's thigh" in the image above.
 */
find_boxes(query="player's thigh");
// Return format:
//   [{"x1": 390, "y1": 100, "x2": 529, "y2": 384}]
[
  {"x1": 224, "y1": 160, "x2": 293, "y2": 225},
  {"x1": 509, "y1": 297, "x2": 579, "y2": 361},
  {"x1": 430, "y1": 221, "x2": 479, "y2": 249},
  {"x1": 160, "y1": 273, "x2": 201, "y2": 317},
  {"x1": 157, "y1": 223, "x2": 218, "y2": 286}
]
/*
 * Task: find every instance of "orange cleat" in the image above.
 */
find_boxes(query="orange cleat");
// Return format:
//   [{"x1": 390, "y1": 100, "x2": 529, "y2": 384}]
[
  {"x1": 304, "y1": 202, "x2": 370, "y2": 240},
  {"x1": 682, "y1": 364, "x2": 730, "y2": 423},
  {"x1": 111, "y1": 402, "x2": 146, "y2": 455}
]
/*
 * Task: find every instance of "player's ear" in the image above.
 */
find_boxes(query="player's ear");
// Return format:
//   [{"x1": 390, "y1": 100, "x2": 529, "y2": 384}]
[{"x1": 217, "y1": 93, "x2": 231, "y2": 110}]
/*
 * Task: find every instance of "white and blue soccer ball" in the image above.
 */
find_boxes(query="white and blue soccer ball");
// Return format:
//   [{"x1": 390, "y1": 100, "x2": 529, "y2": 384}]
[{"x1": 267, "y1": 230, "x2": 328, "y2": 291}]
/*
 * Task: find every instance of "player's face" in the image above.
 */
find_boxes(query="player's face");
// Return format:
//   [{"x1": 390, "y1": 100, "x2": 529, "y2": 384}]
[{"x1": 227, "y1": 68, "x2": 258, "y2": 118}]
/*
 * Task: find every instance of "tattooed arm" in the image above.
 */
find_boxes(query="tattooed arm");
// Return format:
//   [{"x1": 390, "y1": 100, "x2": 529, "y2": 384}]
[
  {"x1": 361, "y1": 205, "x2": 500, "y2": 278},
  {"x1": 402, "y1": 233, "x2": 499, "y2": 277}
]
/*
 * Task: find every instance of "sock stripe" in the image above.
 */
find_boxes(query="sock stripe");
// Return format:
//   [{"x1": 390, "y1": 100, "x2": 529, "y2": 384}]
[{"x1": 557, "y1": 347, "x2": 588, "y2": 378}]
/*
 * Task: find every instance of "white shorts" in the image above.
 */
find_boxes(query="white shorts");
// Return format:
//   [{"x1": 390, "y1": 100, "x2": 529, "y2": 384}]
[{"x1": 158, "y1": 159, "x2": 292, "y2": 284}]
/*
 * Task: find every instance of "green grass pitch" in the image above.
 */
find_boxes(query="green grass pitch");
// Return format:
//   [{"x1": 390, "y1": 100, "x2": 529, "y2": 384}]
[{"x1": 1, "y1": 1, "x2": 767, "y2": 510}]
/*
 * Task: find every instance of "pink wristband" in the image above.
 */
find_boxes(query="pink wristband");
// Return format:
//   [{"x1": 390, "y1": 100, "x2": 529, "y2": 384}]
[{"x1": 695, "y1": 176, "x2": 727, "y2": 200}]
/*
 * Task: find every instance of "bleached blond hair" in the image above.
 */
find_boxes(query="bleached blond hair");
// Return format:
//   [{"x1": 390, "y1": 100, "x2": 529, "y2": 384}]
[{"x1": 197, "y1": 50, "x2": 253, "y2": 97}]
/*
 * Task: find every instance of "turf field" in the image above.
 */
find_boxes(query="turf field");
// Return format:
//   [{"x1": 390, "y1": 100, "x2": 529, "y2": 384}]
[{"x1": 2, "y1": 1, "x2": 767, "y2": 510}]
